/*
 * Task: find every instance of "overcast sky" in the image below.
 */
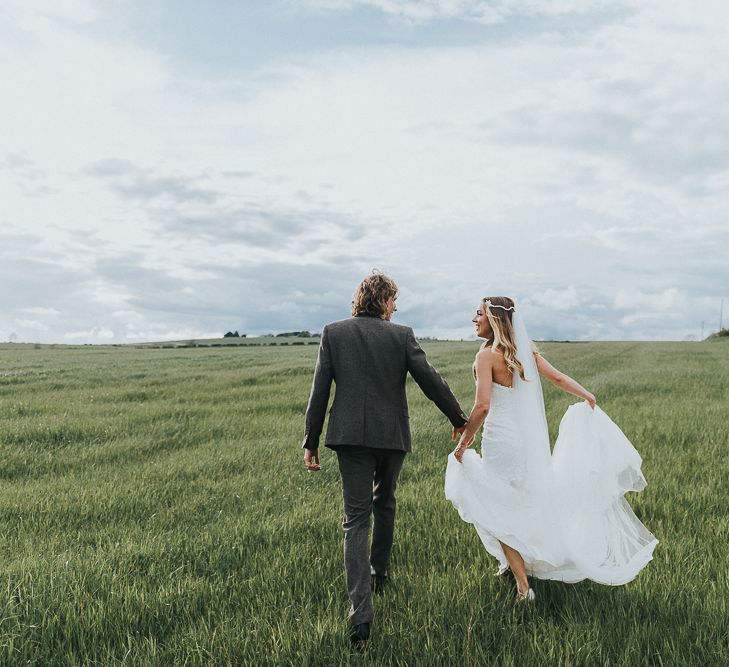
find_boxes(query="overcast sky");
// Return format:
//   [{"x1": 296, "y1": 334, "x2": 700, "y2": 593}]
[{"x1": 2, "y1": 0, "x2": 728, "y2": 343}]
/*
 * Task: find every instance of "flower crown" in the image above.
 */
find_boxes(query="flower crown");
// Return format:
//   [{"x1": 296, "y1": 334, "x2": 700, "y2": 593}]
[{"x1": 483, "y1": 298, "x2": 515, "y2": 312}]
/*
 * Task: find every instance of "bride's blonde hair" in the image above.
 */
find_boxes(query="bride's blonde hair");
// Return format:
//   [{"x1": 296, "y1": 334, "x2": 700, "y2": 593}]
[{"x1": 481, "y1": 296, "x2": 526, "y2": 382}]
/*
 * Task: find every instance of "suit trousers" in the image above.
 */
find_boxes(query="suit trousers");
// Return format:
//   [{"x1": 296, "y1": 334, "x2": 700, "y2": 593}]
[{"x1": 335, "y1": 446, "x2": 407, "y2": 625}]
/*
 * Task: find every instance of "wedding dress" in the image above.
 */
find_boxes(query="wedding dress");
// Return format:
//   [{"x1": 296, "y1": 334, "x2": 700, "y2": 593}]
[{"x1": 444, "y1": 311, "x2": 657, "y2": 585}]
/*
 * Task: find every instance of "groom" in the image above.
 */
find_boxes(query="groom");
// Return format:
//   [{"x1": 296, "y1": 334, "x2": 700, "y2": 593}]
[{"x1": 302, "y1": 271, "x2": 468, "y2": 650}]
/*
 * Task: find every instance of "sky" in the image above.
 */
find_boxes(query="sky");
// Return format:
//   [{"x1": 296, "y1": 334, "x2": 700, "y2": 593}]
[{"x1": 1, "y1": 0, "x2": 728, "y2": 343}]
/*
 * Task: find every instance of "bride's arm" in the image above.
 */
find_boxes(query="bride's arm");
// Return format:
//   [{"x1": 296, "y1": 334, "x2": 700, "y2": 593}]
[
  {"x1": 454, "y1": 349, "x2": 493, "y2": 461},
  {"x1": 535, "y1": 353, "x2": 596, "y2": 408}
]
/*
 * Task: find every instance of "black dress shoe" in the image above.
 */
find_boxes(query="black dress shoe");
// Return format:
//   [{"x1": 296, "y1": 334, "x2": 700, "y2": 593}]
[
  {"x1": 371, "y1": 573, "x2": 389, "y2": 595},
  {"x1": 349, "y1": 622, "x2": 370, "y2": 652}
]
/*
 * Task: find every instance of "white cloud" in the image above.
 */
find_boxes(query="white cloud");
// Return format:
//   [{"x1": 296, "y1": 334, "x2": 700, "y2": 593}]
[
  {"x1": 528, "y1": 286, "x2": 582, "y2": 312},
  {"x1": 112, "y1": 309, "x2": 143, "y2": 322},
  {"x1": 19, "y1": 307, "x2": 61, "y2": 316},
  {"x1": 14, "y1": 318, "x2": 48, "y2": 331},
  {"x1": 614, "y1": 288, "x2": 686, "y2": 312},
  {"x1": 299, "y1": 0, "x2": 637, "y2": 24},
  {"x1": 3, "y1": 0, "x2": 101, "y2": 24},
  {"x1": 64, "y1": 327, "x2": 115, "y2": 340}
]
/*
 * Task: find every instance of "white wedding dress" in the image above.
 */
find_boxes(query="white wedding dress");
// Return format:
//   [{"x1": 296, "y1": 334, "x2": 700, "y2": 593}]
[{"x1": 445, "y1": 313, "x2": 657, "y2": 585}]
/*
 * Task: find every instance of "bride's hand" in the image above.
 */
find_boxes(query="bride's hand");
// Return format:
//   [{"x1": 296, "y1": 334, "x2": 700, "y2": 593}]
[
  {"x1": 585, "y1": 393, "x2": 596, "y2": 409},
  {"x1": 454, "y1": 433, "x2": 474, "y2": 462}
]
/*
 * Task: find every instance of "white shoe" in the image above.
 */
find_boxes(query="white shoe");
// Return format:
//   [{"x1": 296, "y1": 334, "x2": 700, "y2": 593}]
[
  {"x1": 495, "y1": 564, "x2": 510, "y2": 577},
  {"x1": 516, "y1": 588, "x2": 535, "y2": 602}
]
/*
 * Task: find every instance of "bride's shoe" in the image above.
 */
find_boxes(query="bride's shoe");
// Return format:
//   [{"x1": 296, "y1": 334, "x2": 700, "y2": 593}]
[
  {"x1": 495, "y1": 564, "x2": 510, "y2": 577},
  {"x1": 516, "y1": 587, "x2": 535, "y2": 602}
]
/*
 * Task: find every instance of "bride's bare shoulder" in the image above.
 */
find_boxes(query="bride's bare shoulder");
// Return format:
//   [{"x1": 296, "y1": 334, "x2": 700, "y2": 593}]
[
  {"x1": 476, "y1": 344, "x2": 504, "y2": 359},
  {"x1": 475, "y1": 344, "x2": 495, "y2": 357},
  {"x1": 474, "y1": 346, "x2": 496, "y2": 368}
]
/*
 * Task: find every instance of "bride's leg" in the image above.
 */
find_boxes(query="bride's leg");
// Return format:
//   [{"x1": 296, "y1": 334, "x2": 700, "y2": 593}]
[{"x1": 498, "y1": 541, "x2": 529, "y2": 594}]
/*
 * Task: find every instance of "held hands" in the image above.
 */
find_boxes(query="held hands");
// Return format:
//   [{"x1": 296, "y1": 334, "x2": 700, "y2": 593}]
[
  {"x1": 304, "y1": 448, "x2": 321, "y2": 472},
  {"x1": 452, "y1": 425, "x2": 466, "y2": 441}
]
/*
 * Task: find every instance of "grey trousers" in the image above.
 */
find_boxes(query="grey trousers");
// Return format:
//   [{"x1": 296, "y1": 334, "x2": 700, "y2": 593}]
[{"x1": 335, "y1": 446, "x2": 407, "y2": 625}]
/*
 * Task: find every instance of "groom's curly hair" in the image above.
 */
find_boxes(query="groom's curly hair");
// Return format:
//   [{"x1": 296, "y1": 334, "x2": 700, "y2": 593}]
[{"x1": 352, "y1": 270, "x2": 398, "y2": 319}]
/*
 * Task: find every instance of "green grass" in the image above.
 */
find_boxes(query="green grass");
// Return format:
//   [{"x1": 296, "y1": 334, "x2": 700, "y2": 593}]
[{"x1": 0, "y1": 341, "x2": 727, "y2": 665}]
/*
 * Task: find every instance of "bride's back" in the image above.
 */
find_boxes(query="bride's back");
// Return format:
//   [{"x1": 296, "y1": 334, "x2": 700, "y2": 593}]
[{"x1": 473, "y1": 344, "x2": 515, "y2": 388}]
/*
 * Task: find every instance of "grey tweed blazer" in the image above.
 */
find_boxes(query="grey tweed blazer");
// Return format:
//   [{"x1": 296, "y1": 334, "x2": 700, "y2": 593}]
[{"x1": 302, "y1": 315, "x2": 468, "y2": 452}]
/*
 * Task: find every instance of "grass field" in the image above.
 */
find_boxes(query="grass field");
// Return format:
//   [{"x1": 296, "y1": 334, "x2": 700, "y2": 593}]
[{"x1": 0, "y1": 340, "x2": 727, "y2": 665}]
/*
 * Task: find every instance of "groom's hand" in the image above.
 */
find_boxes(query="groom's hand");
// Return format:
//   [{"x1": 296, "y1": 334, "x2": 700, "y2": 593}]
[
  {"x1": 452, "y1": 425, "x2": 466, "y2": 441},
  {"x1": 304, "y1": 447, "x2": 321, "y2": 472}
]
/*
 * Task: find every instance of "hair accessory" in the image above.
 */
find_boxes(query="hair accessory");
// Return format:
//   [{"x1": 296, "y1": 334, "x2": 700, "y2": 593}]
[{"x1": 483, "y1": 299, "x2": 515, "y2": 312}]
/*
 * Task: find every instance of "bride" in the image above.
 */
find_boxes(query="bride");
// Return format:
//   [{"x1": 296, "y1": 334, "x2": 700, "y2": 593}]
[{"x1": 445, "y1": 297, "x2": 658, "y2": 601}]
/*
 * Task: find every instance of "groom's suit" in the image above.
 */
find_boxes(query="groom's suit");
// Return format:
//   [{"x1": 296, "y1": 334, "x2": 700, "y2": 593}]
[{"x1": 303, "y1": 314, "x2": 468, "y2": 626}]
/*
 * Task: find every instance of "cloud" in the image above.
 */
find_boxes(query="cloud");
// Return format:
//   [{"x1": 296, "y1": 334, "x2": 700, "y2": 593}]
[
  {"x1": 1, "y1": 153, "x2": 35, "y2": 170},
  {"x1": 0, "y1": 152, "x2": 55, "y2": 197},
  {"x1": 84, "y1": 157, "x2": 374, "y2": 255},
  {"x1": 64, "y1": 327, "x2": 115, "y2": 340},
  {"x1": 85, "y1": 159, "x2": 219, "y2": 205},
  {"x1": 156, "y1": 205, "x2": 368, "y2": 250},
  {"x1": 14, "y1": 319, "x2": 48, "y2": 331},
  {"x1": 298, "y1": 0, "x2": 637, "y2": 24},
  {"x1": 614, "y1": 288, "x2": 686, "y2": 312},
  {"x1": 2, "y1": 0, "x2": 100, "y2": 25},
  {"x1": 19, "y1": 307, "x2": 62, "y2": 316},
  {"x1": 528, "y1": 286, "x2": 582, "y2": 312}
]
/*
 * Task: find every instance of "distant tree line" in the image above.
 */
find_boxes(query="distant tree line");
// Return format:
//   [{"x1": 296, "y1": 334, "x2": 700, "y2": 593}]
[
  {"x1": 222, "y1": 330, "x2": 320, "y2": 338},
  {"x1": 275, "y1": 331, "x2": 319, "y2": 338}
]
